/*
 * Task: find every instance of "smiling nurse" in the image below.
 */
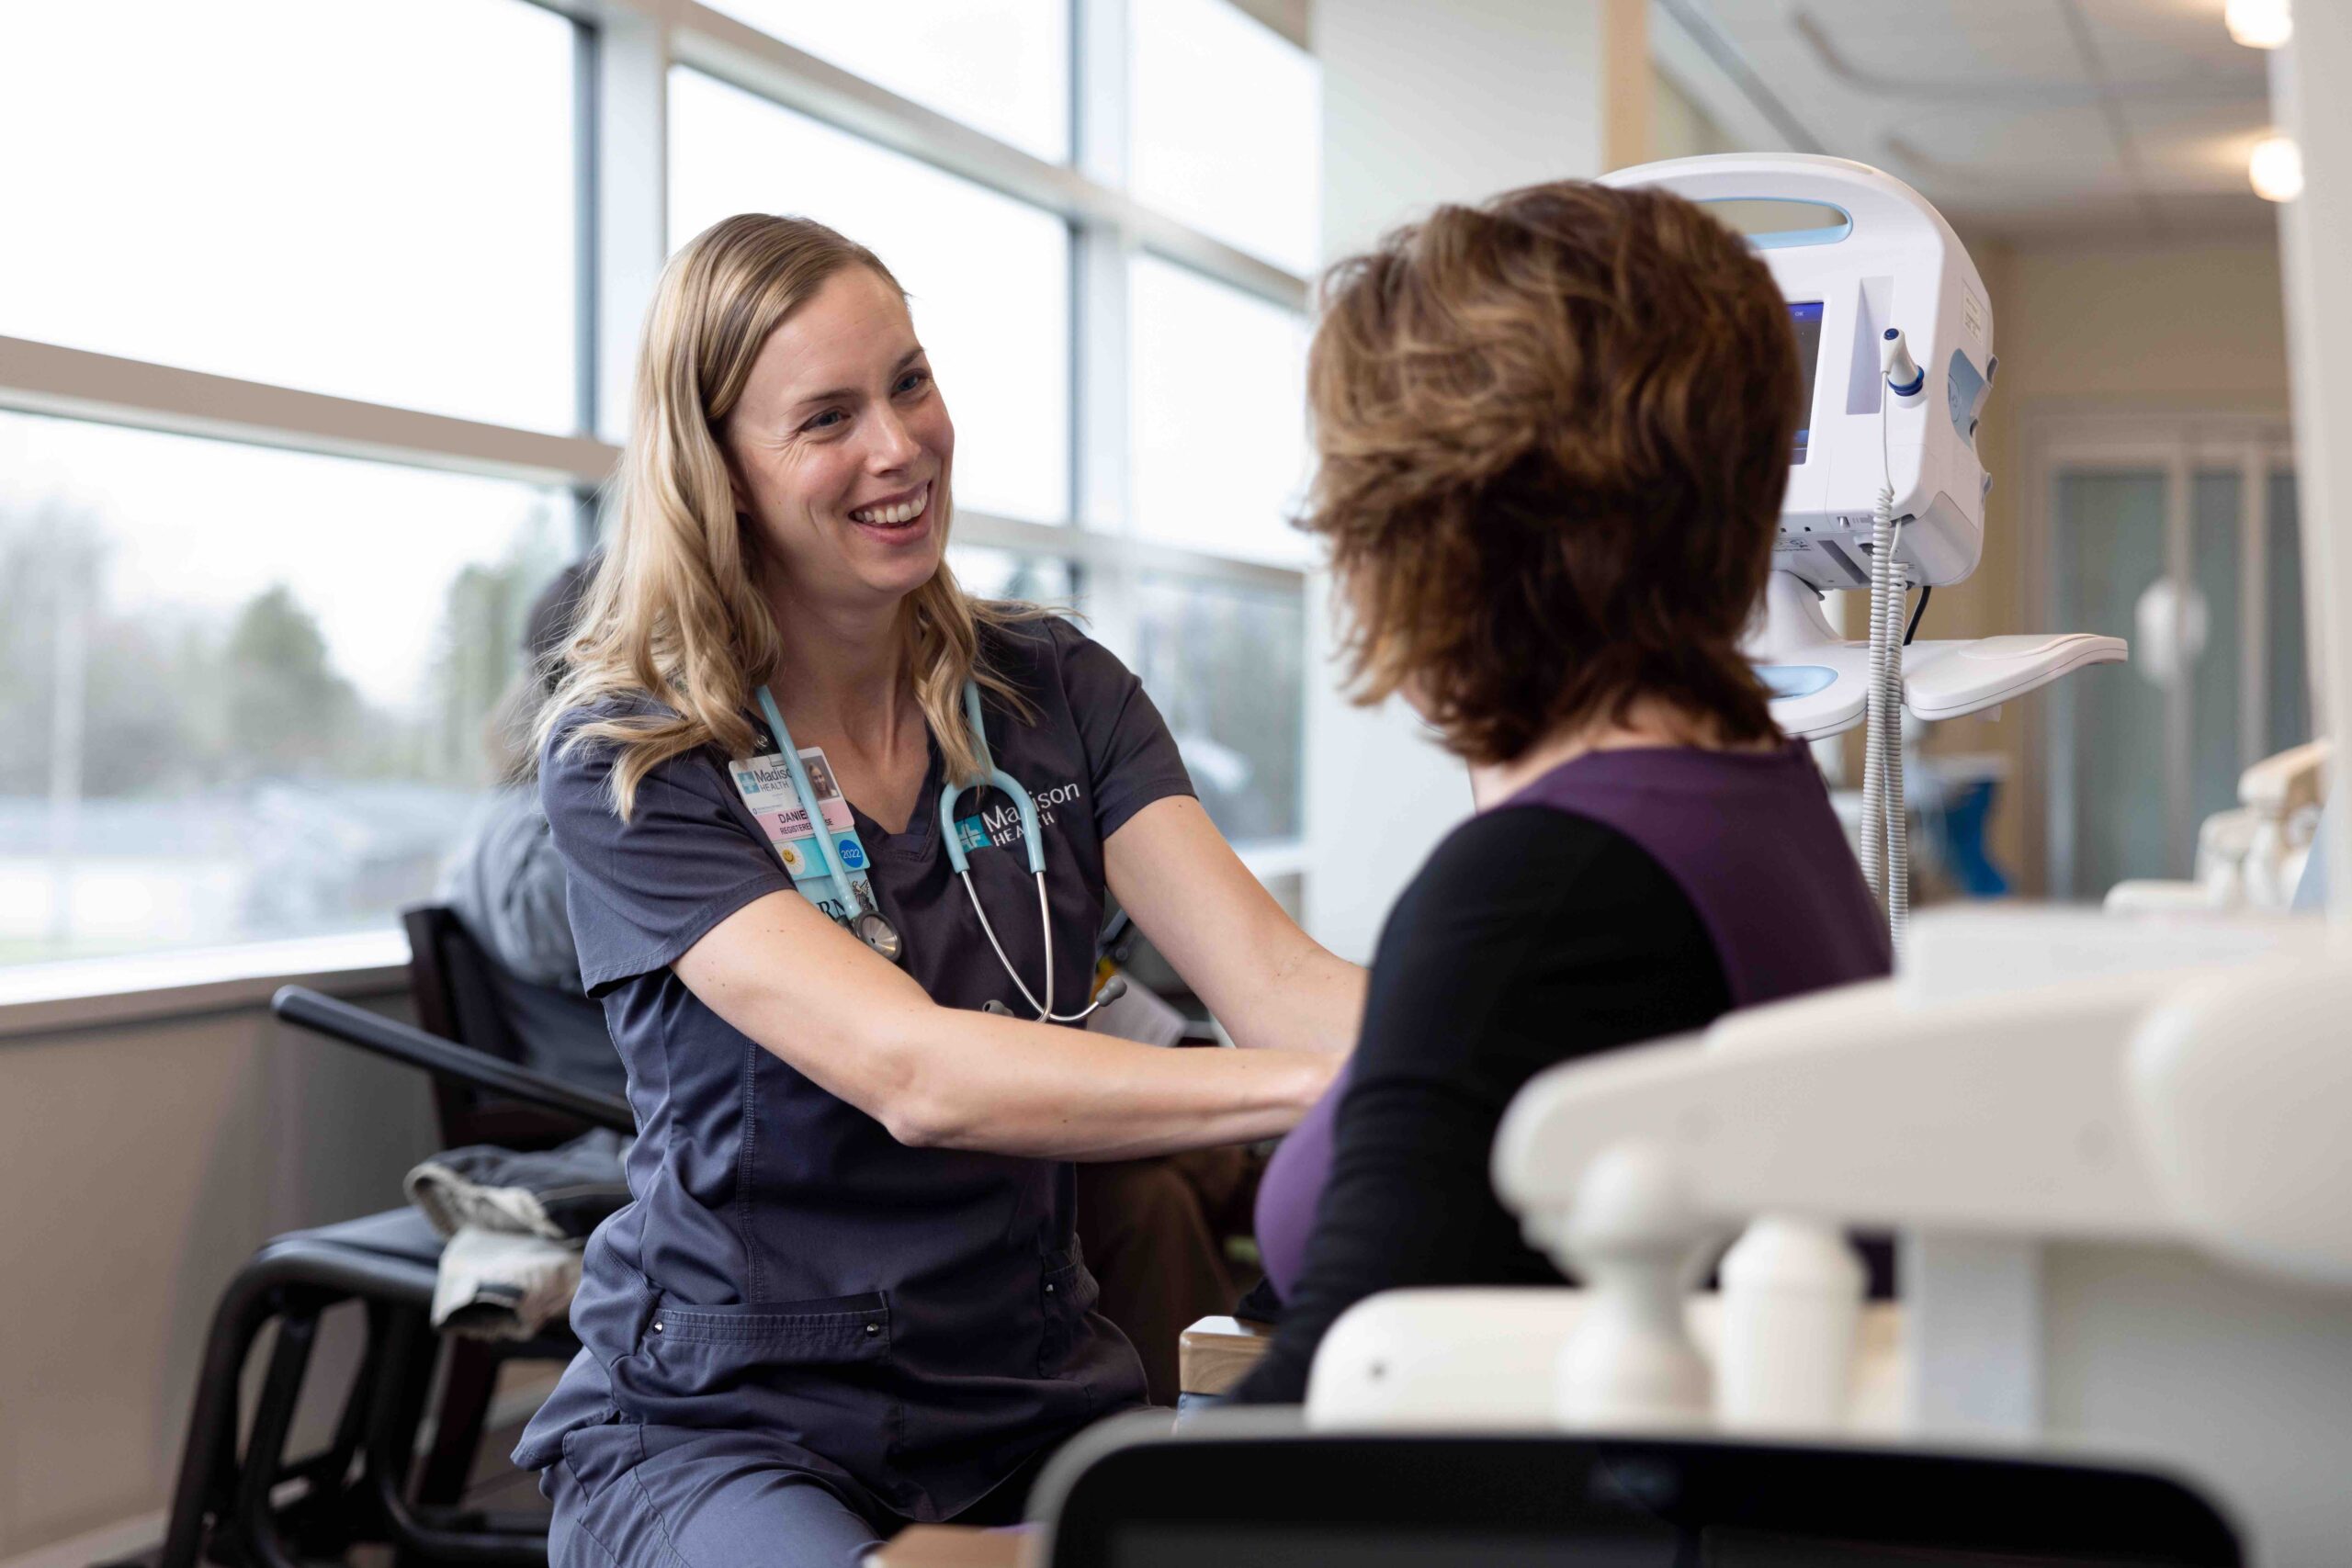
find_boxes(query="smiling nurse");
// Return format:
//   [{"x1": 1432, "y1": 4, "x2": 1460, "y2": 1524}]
[{"x1": 513, "y1": 215, "x2": 1362, "y2": 1566}]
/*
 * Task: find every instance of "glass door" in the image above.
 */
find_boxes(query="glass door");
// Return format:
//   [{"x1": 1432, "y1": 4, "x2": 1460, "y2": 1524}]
[{"x1": 2044, "y1": 431, "x2": 2307, "y2": 901}]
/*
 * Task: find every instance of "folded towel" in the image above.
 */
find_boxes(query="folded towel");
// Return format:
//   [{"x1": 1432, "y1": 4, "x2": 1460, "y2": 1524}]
[
  {"x1": 405, "y1": 1127, "x2": 631, "y2": 1242},
  {"x1": 430, "y1": 1224, "x2": 583, "y2": 1340}
]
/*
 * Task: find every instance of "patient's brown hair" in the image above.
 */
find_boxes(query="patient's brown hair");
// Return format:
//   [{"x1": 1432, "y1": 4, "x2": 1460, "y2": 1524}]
[{"x1": 1299, "y1": 179, "x2": 1799, "y2": 764}]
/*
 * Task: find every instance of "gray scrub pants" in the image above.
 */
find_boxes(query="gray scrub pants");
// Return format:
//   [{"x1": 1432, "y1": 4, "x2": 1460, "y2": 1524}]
[{"x1": 545, "y1": 1420, "x2": 1039, "y2": 1568}]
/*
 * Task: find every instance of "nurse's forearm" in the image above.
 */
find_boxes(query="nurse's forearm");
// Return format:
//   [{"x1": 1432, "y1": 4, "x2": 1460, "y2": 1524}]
[
  {"x1": 1103, "y1": 797, "x2": 1367, "y2": 1055},
  {"x1": 1216, "y1": 945, "x2": 1366, "y2": 1055},
  {"x1": 677, "y1": 889, "x2": 1335, "y2": 1161},
  {"x1": 888, "y1": 1018, "x2": 1338, "y2": 1159}
]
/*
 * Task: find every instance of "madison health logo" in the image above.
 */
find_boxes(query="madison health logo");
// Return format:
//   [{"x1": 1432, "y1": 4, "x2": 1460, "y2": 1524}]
[
  {"x1": 956, "y1": 780, "x2": 1082, "y2": 852},
  {"x1": 736, "y1": 762, "x2": 796, "y2": 795}
]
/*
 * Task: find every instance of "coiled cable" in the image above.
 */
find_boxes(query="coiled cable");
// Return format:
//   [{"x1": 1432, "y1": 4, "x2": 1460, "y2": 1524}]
[{"x1": 1858, "y1": 386, "x2": 1910, "y2": 953}]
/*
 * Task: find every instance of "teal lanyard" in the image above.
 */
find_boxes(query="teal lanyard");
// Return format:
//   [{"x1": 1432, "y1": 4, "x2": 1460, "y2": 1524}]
[
  {"x1": 752, "y1": 685, "x2": 882, "y2": 923},
  {"x1": 745, "y1": 681, "x2": 1054, "y2": 999}
]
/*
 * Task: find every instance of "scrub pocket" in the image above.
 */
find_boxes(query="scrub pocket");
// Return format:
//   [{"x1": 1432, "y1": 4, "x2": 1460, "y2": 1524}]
[
  {"x1": 621, "y1": 1291, "x2": 901, "y2": 1477},
  {"x1": 648, "y1": 1291, "x2": 892, "y2": 1355},
  {"x1": 1037, "y1": 1246, "x2": 1102, "y2": 1375}
]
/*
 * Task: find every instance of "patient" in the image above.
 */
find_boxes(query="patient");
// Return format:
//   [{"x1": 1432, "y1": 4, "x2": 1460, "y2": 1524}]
[{"x1": 1230, "y1": 180, "x2": 1892, "y2": 1403}]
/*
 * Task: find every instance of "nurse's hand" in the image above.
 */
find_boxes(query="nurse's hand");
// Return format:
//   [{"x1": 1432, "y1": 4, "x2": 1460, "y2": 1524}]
[
  {"x1": 1104, "y1": 795, "x2": 1366, "y2": 1055},
  {"x1": 676, "y1": 886, "x2": 1340, "y2": 1159}
]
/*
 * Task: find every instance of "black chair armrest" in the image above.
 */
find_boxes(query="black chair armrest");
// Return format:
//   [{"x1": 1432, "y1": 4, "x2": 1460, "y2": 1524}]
[{"x1": 271, "y1": 986, "x2": 634, "y2": 1134}]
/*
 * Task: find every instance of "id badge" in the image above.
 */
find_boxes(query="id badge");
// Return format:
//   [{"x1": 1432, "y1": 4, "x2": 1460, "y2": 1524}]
[{"x1": 728, "y1": 744, "x2": 877, "y2": 922}]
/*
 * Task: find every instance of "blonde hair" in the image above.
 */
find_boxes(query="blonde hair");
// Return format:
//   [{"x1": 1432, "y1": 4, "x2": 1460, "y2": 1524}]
[{"x1": 542, "y1": 214, "x2": 1040, "y2": 818}]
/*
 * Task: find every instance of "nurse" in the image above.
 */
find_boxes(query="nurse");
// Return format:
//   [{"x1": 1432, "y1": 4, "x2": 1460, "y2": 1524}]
[{"x1": 514, "y1": 214, "x2": 1362, "y2": 1564}]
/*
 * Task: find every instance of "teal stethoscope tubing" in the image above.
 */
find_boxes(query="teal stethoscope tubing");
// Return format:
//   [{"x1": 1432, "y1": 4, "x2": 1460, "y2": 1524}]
[{"x1": 753, "y1": 678, "x2": 1102, "y2": 1023}]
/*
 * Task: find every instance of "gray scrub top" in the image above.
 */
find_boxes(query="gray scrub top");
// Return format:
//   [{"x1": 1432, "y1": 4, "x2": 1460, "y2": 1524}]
[{"x1": 514, "y1": 615, "x2": 1193, "y2": 1522}]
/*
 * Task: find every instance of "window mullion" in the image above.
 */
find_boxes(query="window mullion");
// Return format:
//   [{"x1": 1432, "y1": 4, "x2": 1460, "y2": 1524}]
[
  {"x1": 1069, "y1": 0, "x2": 1137, "y2": 660},
  {"x1": 590, "y1": 6, "x2": 671, "y2": 451},
  {"x1": 0, "y1": 334, "x2": 618, "y2": 489}
]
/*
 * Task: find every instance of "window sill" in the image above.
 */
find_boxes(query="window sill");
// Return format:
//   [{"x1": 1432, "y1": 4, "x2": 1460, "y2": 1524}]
[
  {"x1": 0, "y1": 931, "x2": 413, "y2": 1043},
  {"x1": 0, "y1": 844, "x2": 1309, "y2": 1042}
]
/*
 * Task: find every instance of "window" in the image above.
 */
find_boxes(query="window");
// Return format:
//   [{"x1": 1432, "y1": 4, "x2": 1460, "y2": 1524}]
[
  {"x1": 700, "y1": 0, "x2": 1070, "y2": 163},
  {"x1": 1131, "y1": 574, "x2": 1305, "y2": 843},
  {"x1": 947, "y1": 546, "x2": 1080, "y2": 609},
  {"x1": 1129, "y1": 255, "x2": 1312, "y2": 565},
  {"x1": 1130, "y1": 0, "x2": 1321, "y2": 275},
  {"x1": 0, "y1": 0, "x2": 578, "y2": 434},
  {"x1": 0, "y1": 412, "x2": 571, "y2": 963},
  {"x1": 670, "y1": 69, "x2": 1072, "y2": 525},
  {"x1": 0, "y1": 0, "x2": 1318, "y2": 981}
]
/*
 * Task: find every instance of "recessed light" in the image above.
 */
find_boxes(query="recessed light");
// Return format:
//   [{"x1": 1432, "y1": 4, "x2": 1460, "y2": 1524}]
[
  {"x1": 2250, "y1": 135, "x2": 2303, "y2": 203},
  {"x1": 2226, "y1": 0, "x2": 2292, "y2": 50}
]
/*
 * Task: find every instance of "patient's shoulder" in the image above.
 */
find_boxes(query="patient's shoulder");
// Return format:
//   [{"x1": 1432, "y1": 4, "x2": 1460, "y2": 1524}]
[
  {"x1": 1357, "y1": 806, "x2": 1723, "y2": 1080},
  {"x1": 1374, "y1": 805, "x2": 1709, "y2": 990},
  {"x1": 1404, "y1": 805, "x2": 1664, "y2": 917}
]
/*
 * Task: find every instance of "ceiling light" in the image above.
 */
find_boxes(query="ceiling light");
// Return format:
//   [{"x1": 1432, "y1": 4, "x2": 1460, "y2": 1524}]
[
  {"x1": 2250, "y1": 135, "x2": 2303, "y2": 202},
  {"x1": 2226, "y1": 0, "x2": 2292, "y2": 50}
]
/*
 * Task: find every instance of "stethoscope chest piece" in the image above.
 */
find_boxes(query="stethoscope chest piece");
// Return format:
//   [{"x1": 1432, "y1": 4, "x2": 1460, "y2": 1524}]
[{"x1": 853, "y1": 910, "x2": 903, "y2": 965}]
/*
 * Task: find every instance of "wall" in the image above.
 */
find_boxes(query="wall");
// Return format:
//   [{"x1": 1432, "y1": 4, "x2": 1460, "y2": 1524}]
[
  {"x1": 1305, "y1": 0, "x2": 1632, "y2": 962},
  {"x1": 1651, "y1": 57, "x2": 1739, "y2": 163},
  {"x1": 0, "y1": 986, "x2": 438, "y2": 1560},
  {"x1": 1917, "y1": 233, "x2": 2292, "y2": 891},
  {"x1": 2278, "y1": 5, "x2": 2352, "y2": 910}
]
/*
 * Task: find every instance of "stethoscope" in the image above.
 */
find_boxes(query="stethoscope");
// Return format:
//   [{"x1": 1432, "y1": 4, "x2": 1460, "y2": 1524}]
[{"x1": 753, "y1": 680, "x2": 1124, "y2": 1024}]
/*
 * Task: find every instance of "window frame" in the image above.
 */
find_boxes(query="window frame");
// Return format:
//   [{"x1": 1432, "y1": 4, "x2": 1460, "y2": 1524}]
[{"x1": 0, "y1": 0, "x2": 1316, "y2": 1006}]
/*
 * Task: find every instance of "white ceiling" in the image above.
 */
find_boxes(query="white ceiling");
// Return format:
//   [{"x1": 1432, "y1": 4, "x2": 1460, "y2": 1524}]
[{"x1": 1667, "y1": 0, "x2": 2279, "y2": 239}]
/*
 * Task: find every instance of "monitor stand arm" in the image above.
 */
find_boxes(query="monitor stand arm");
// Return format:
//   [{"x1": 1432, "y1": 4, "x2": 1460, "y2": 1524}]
[{"x1": 1746, "y1": 570, "x2": 2128, "y2": 741}]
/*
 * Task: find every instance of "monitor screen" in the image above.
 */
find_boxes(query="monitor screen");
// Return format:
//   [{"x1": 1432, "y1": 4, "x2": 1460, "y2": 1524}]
[{"x1": 1790, "y1": 299, "x2": 1825, "y2": 464}]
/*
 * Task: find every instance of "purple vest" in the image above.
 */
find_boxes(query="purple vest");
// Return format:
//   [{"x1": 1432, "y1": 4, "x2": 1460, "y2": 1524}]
[
  {"x1": 1256, "y1": 742, "x2": 1890, "y2": 1300},
  {"x1": 1498, "y1": 741, "x2": 1889, "y2": 1008}
]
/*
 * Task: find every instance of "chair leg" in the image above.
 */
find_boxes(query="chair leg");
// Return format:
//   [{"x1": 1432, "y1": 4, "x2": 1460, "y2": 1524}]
[
  {"x1": 157, "y1": 1271, "x2": 312, "y2": 1568},
  {"x1": 271, "y1": 1300, "x2": 394, "y2": 1560},
  {"x1": 366, "y1": 1309, "x2": 549, "y2": 1566},
  {"x1": 417, "y1": 1337, "x2": 503, "y2": 1505},
  {"x1": 232, "y1": 1303, "x2": 323, "y2": 1568}
]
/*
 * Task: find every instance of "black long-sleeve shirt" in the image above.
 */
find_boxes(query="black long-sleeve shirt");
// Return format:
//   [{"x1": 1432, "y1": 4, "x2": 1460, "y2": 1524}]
[{"x1": 1231, "y1": 805, "x2": 1732, "y2": 1404}]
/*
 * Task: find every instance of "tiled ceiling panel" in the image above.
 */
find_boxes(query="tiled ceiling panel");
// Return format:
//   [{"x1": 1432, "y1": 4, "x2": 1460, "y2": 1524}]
[
  {"x1": 2073, "y1": 0, "x2": 2270, "y2": 82},
  {"x1": 1888, "y1": 103, "x2": 2122, "y2": 180},
  {"x1": 1773, "y1": 0, "x2": 2090, "y2": 92},
  {"x1": 2122, "y1": 94, "x2": 2277, "y2": 189},
  {"x1": 1670, "y1": 0, "x2": 2278, "y2": 239}
]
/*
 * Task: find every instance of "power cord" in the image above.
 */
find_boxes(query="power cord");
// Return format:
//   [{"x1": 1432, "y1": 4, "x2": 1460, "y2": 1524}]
[{"x1": 1905, "y1": 584, "x2": 1932, "y2": 647}]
